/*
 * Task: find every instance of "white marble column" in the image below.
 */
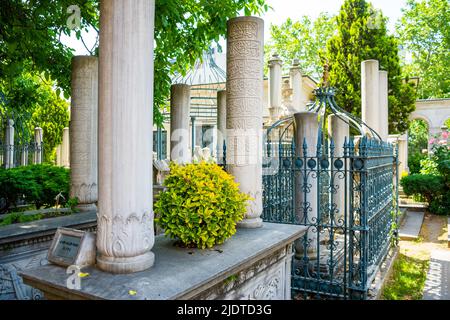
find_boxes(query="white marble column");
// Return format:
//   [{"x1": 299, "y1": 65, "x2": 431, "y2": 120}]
[
  {"x1": 361, "y1": 60, "x2": 380, "y2": 138},
  {"x1": 70, "y1": 56, "x2": 98, "y2": 212},
  {"x1": 268, "y1": 54, "x2": 283, "y2": 122},
  {"x1": 170, "y1": 84, "x2": 191, "y2": 164},
  {"x1": 379, "y1": 70, "x2": 389, "y2": 141},
  {"x1": 60, "y1": 128, "x2": 70, "y2": 168},
  {"x1": 21, "y1": 144, "x2": 29, "y2": 166},
  {"x1": 290, "y1": 59, "x2": 305, "y2": 113},
  {"x1": 226, "y1": 16, "x2": 264, "y2": 228},
  {"x1": 328, "y1": 114, "x2": 349, "y2": 222},
  {"x1": 217, "y1": 90, "x2": 227, "y2": 162},
  {"x1": 5, "y1": 119, "x2": 14, "y2": 169},
  {"x1": 97, "y1": 0, "x2": 155, "y2": 274},
  {"x1": 294, "y1": 112, "x2": 319, "y2": 258},
  {"x1": 397, "y1": 134, "x2": 409, "y2": 174},
  {"x1": 34, "y1": 127, "x2": 43, "y2": 164}
]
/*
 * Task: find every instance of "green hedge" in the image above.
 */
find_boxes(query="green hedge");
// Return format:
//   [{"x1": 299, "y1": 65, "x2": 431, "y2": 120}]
[
  {"x1": 401, "y1": 174, "x2": 445, "y2": 204},
  {"x1": 0, "y1": 164, "x2": 70, "y2": 213}
]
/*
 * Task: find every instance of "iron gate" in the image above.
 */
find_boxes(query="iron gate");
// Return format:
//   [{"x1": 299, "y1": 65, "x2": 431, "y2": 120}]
[{"x1": 262, "y1": 89, "x2": 399, "y2": 300}]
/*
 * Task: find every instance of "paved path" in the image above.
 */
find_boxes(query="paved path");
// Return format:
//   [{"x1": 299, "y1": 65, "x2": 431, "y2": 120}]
[
  {"x1": 399, "y1": 211, "x2": 424, "y2": 240},
  {"x1": 423, "y1": 249, "x2": 450, "y2": 300}
]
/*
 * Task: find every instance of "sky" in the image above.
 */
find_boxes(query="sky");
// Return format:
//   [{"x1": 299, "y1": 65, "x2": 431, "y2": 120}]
[
  {"x1": 262, "y1": 0, "x2": 407, "y2": 35},
  {"x1": 63, "y1": 0, "x2": 408, "y2": 56}
]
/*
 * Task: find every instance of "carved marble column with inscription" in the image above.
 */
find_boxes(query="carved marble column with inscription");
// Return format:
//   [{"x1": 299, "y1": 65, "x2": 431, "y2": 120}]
[
  {"x1": 217, "y1": 90, "x2": 227, "y2": 162},
  {"x1": 97, "y1": 0, "x2": 155, "y2": 273},
  {"x1": 170, "y1": 84, "x2": 191, "y2": 164},
  {"x1": 69, "y1": 56, "x2": 98, "y2": 212},
  {"x1": 226, "y1": 16, "x2": 264, "y2": 228},
  {"x1": 268, "y1": 54, "x2": 283, "y2": 122},
  {"x1": 34, "y1": 127, "x2": 43, "y2": 165}
]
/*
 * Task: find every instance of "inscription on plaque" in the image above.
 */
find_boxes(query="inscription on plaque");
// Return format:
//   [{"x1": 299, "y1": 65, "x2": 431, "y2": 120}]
[
  {"x1": 54, "y1": 235, "x2": 81, "y2": 261},
  {"x1": 48, "y1": 227, "x2": 96, "y2": 267}
]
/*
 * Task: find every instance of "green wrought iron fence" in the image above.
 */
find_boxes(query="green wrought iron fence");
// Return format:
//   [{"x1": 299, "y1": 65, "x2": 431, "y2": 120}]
[{"x1": 261, "y1": 87, "x2": 399, "y2": 300}]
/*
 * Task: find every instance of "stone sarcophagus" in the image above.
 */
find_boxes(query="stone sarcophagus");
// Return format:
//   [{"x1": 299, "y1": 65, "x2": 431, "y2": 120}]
[{"x1": 20, "y1": 223, "x2": 306, "y2": 300}]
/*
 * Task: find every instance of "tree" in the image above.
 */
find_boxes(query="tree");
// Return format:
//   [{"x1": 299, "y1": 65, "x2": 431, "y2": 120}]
[
  {"x1": 0, "y1": 71, "x2": 70, "y2": 163},
  {"x1": 408, "y1": 119, "x2": 429, "y2": 174},
  {"x1": 264, "y1": 14, "x2": 336, "y2": 79},
  {"x1": 0, "y1": 0, "x2": 269, "y2": 126},
  {"x1": 0, "y1": 1, "x2": 99, "y2": 95},
  {"x1": 397, "y1": 0, "x2": 450, "y2": 99},
  {"x1": 326, "y1": 0, "x2": 417, "y2": 134}
]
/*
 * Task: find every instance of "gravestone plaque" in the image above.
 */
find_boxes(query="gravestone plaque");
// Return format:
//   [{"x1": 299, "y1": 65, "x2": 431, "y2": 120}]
[{"x1": 47, "y1": 228, "x2": 96, "y2": 267}]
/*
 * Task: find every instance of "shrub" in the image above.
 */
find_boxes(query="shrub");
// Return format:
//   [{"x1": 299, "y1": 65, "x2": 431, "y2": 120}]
[
  {"x1": 0, "y1": 164, "x2": 70, "y2": 213},
  {"x1": 408, "y1": 152, "x2": 426, "y2": 175},
  {"x1": 401, "y1": 174, "x2": 445, "y2": 203},
  {"x1": 154, "y1": 162, "x2": 251, "y2": 249},
  {"x1": 28, "y1": 164, "x2": 70, "y2": 208}
]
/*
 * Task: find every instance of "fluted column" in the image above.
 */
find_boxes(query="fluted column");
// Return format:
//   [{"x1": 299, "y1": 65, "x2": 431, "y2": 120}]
[
  {"x1": 361, "y1": 60, "x2": 380, "y2": 137},
  {"x1": 34, "y1": 127, "x2": 43, "y2": 164},
  {"x1": 226, "y1": 16, "x2": 264, "y2": 228},
  {"x1": 290, "y1": 59, "x2": 305, "y2": 112},
  {"x1": 97, "y1": 0, "x2": 155, "y2": 273},
  {"x1": 70, "y1": 56, "x2": 98, "y2": 212},
  {"x1": 217, "y1": 90, "x2": 227, "y2": 162},
  {"x1": 379, "y1": 70, "x2": 389, "y2": 141},
  {"x1": 170, "y1": 84, "x2": 191, "y2": 164},
  {"x1": 268, "y1": 54, "x2": 283, "y2": 122}
]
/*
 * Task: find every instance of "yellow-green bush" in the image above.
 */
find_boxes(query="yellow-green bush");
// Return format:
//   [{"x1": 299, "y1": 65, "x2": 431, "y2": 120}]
[{"x1": 154, "y1": 162, "x2": 251, "y2": 249}]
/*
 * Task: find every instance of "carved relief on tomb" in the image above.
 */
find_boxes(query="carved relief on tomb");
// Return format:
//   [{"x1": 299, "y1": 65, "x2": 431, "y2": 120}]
[
  {"x1": 228, "y1": 21, "x2": 259, "y2": 41},
  {"x1": 243, "y1": 190, "x2": 263, "y2": 218},
  {"x1": 191, "y1": 245, "x2": 290, "y2": 300},
  {"x1": 70, "y1": 182, "x2": 98, "y2": 203},
  {"x1": 97, "y1": 211, "x2": 154, "y2": 257}
]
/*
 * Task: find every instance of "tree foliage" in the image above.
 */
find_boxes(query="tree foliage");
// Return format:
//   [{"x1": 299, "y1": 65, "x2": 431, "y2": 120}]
[
  {"x1": 408, "y1": 119, "x2": 429, "y2": 174},
  {"x1": 397, "y1": 0, "x2": 450, "y2": 99},
  {"x1": 0, "y1": 0, "x2": 268, "y2": 126},
  {"x1": 0, "y1": 0, "x2": 99, "y2": 95},
  {"x1": 327, "y1": 0, "x2": 417, "y2": 134},
  {"x1": 264, "y1": 14, "x2": 336, "y2": 79},
  {"x1": 0, "y1": 71, "x2": 70, "y2": 163}
]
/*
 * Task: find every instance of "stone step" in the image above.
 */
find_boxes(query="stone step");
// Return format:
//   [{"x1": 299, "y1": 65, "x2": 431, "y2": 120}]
[
  {"x1": 398, "y1": 210, "x2": 424, "y2": 240},
  {"x1": 399, "y1": 203, "x2": 428, "y2": 212}
]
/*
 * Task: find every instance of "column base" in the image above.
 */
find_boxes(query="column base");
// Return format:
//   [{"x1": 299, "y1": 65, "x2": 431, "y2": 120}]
[
  {"x1": 96, "y1": 251, "x2": 154, "y2": 274},
  {"x1": 75, "y1": 203, "x2": 97, "y2": 212},
  {"x1": 237, "y1": 217, "x2": 263, "y2": 229}
]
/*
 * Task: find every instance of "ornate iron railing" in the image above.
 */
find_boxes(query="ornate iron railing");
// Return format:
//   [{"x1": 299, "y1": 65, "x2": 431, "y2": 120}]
[
  {"x1": 262, "y1": 118, "x2": 399, "y2": 299},
  {"x1": 0, "y1": 142, "x2": 44, "y2": 168}
]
